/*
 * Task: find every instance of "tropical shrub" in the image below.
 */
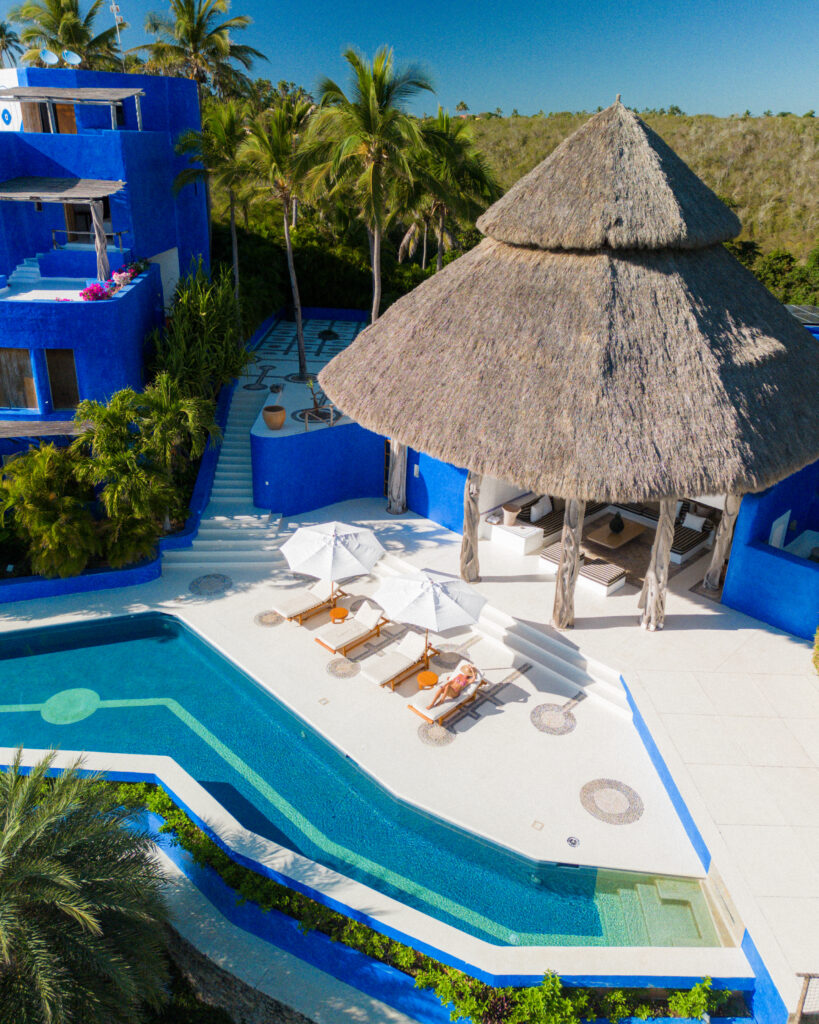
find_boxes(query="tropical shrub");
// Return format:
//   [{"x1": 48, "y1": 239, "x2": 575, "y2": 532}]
[
  {"x1": 0, "y1": 750, "x2": 169, "y2": 1023},
  {"x1": 147, "y1": 261, "x2": 249, "y2": 400},
  {"x1": 0, "y1": 443, "x2": 100, "y2": 577},
  {"x1": 74, "y1": 376, "x2": 218, "y2": 535}
]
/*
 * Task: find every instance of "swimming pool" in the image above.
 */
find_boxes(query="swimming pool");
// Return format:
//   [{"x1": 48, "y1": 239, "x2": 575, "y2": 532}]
[{"x1": 0, "y1": 613, "x2": 719, "y2": 948}]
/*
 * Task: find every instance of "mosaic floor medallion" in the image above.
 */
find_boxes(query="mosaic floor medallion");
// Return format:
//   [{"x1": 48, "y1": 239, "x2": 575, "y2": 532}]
[
  {"x1": 41, "y1": 688, "x2": 100, "y2": 725},
  {"x1": 417, "y1": 721, "x2": 455, "y2": 746},
  {"x1": 254, "y1": 611, "x2": 284, "y2": 627},
  {"x1": 580, "y1": 778, "x2": 644, "y2": 824},
  {"x1": 530, "y1": 703, "x2": 577, "y2": 735},
  {"x1": 327, "y1": 658, "x2": 360, "y2": 678},
  {"x1": 188, "y1": 573, "x2": 233, "y2": 596}
]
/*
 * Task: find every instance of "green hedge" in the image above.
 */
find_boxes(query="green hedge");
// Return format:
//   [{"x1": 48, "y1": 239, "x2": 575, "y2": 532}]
[{"x1": 117, "y1": 783, "x2": 748, "y2": 1024}]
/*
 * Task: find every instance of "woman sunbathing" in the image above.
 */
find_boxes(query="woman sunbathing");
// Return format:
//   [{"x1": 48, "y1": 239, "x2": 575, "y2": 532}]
[{"x1": 426, "y1": 663, "x2": 478, "y2": 710}]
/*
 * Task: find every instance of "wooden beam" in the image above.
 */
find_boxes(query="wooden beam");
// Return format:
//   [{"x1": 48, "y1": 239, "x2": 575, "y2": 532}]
[
  {"x1": 703, "y1": 494, "x2": 742, "y2": 590},
  {"x1": 552, "y1": 498, "x2": 586, "y2": 629},
  {"x1": 386, "y1": 441, "x2": 408, "y2": 515},
  {"x1": 459, "y1": 471, "x2": 481, "y2": 582},
  {"x1": 638, "y1": 498, "x2": 676, "y2": 630}
]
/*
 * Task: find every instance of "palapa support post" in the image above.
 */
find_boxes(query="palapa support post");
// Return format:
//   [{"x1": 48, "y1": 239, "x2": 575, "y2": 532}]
[
  {"x1": 386, "y1": 441, "x2": 408, "y2": 515},
  {"x1": 90, "y1": 200, "x2": 110, "y2": 282},
  {"x1": 639, "y1": 498, "x2": 676, "y2": 630},
  {"x1": 703, "y1": 493, "x2": 742, "y2": 590},
  {"x1": 552, "y1": 498, "x2": 586, "y2": 629},
  {"x1": 459, "y1": 471, "x2": 482, "y2": 582}
]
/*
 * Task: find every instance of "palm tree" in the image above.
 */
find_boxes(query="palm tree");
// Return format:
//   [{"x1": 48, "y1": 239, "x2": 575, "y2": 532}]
[
  {"x1": 306, "y1": 47, "x2": 434, "y2": 322},
  {"x1": 242, "y1": 100, "x2": 314, "y2": 378},
  {"x1": 176, "y1": 99, "x2": 248, "y2": 300},
  {"x1": 134, "y1": 0, "x2": 266, "y2": 107},
  {"x1": 9, "y1": 0, "x2": 122, "y2": 68},
  {"x1": 137, "y1": 371, "x2": 219, "y2": 528},
  {"x1": 0, "y1": 443, "x2": 99, "y2": 578},
  {"x1": 412, "y1": 108, "x2": 501, "y2": 272},
  {"x1": 0, "y1": 21, "x2": 23, "y2": 66},
  {"x1": 0, "y1": 749, "x2": 169, "y2": 1023},
  {"x1": 72, "y1": 390, "x2": 177, "y2": 528}
]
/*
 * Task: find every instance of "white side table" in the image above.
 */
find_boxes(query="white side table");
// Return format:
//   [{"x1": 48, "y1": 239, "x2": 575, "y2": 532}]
[{"x1": 490, "y1": 522, "x2": 543, "y2": 555}]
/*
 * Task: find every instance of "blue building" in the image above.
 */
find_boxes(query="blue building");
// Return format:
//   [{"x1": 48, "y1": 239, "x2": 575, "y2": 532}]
[{"x1": 0, "y1": 67, "x2": 208, "y2": 423}]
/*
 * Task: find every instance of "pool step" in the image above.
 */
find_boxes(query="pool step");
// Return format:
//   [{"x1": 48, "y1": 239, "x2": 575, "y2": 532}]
[
  {"x1": 616, "y1": 886, "x2": 650, "y2": 945},
  {"x1": 634, "y1": 883, "x2": 709, "y2": 947}
]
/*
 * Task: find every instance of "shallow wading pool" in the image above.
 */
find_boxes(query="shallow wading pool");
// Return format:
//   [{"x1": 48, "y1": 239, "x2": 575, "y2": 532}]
[{"x1": 0, "y1": 613, "x2": 719, "y2": 948}]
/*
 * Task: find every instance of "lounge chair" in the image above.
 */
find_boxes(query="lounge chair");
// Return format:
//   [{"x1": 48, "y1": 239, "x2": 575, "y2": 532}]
[
  {"x1": 270, "y1": 579, "x2": 338, "y2": 625},
  {"x1": 314, "y1": 601, "x2": 388, "y2": 657},
  {"x1": 407, "y1": 660, "x2": 486, "y2": 725},
  {"x1": 360, "y1": 631, "x2": 435, "y2": 691}
]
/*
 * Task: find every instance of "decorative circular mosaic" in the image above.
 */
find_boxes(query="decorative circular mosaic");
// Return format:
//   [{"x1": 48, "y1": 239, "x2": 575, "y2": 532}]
[
  {"x1": 41, "y1": 688, "x2": 100, "y2": 725},
  {"x1": 530, "y1": 703, "x2": 577, "y2": 735},
  {"x1": 254, "y1": 610, "x2": 284, "y2": 627},
  {"x1": 434, "y1": 651, "x2": 464, "y2": 670},
  {"x1": 327, "y1": 658, "x2": 360, "y2": 678},
  {"x1": 188, "y1": 573, "x2": 233, "y2": 596},
  {"x1": 285, "y1": 372, "x2": 315, "y2": 384},
  {"x1": 579, "y1": 779, "x2": 644, "y2": 825},
  {"x1": 292, "y1": 407, "x2": 334, "y2": 425},
  {"x1": 417, "y1": 722, "x2": 455, "y2": 746}
]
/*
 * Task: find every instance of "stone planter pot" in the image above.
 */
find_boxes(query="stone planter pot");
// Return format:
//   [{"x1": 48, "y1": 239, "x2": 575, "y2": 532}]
[
  {"x1": 502, "y1": 503, "x2": 520, "y2": 527},
  {"x1": 262, "y1": 405, "x2": 286, "y2": 430}
]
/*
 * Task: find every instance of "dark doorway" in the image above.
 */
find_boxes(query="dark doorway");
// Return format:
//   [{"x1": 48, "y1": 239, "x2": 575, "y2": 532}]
[{"x1": 45, "y1": 350, "x2": 79, "y2": 410}]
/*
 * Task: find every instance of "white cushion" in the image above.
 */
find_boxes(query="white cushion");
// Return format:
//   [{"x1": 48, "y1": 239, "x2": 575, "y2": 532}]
[
  {"x1": 354, "y1": 602, "x2": 383, "y2": 630},
  {"x1": 308, "y1": 579, "x2": 334, "y2": 600},
  {"x1": 682, "y1": 512, "x2": 706, "y2": 532},
  {"x1": 529, "y1": 496, "x2": 553, "y2": 521},
  {"x1": 394, "y1": 631, "x2": 426, "y2": 661}
]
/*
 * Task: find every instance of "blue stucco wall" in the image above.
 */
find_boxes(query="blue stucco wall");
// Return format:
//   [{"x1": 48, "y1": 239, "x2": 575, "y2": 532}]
[
  {"x1": 0, "y1": 69, "x2": 208, "y2": 280},
  {"x1": 0, "y1": 263, "x2": 163, "y2": 417},
  {"x1": 722, "y1": 460, "x2": 819, "y2": 640},
  {"x1": 406, "y1": 449, "x2": 468, "y2": 533},
  {"x1": 251, "y1": 422, "x2": 384, "y2": 515}
]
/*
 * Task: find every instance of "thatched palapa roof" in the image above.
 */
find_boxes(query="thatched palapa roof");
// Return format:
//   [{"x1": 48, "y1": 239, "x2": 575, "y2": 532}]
[{"x1": 320, "y1": 101, "x2": 819, "y2": 502}]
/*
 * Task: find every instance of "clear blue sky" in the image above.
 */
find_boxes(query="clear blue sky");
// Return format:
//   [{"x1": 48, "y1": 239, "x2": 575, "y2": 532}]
[{"x1": 4, "y1": 0, "x2": 818, "y2": 116}]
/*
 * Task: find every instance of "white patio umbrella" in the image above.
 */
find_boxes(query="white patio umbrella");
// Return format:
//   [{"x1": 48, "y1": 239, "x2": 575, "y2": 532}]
[
  {"x1": 280, "y1": 522, "x2": 385, "y2": 598},
  {"x1": 374, "y1": 569, "x2": 486, "y2": 655}
]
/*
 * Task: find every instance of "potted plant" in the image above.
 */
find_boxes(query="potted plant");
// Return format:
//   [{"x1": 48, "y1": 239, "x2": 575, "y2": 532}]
[{"x1": 263, "y1": 405, "x2": 286, "y2": 430}]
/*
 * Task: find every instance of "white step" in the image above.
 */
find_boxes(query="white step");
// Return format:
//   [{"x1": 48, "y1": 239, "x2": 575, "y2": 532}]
[{"x1": 191, "y1": 539, "x2": 281, "y2": 552}]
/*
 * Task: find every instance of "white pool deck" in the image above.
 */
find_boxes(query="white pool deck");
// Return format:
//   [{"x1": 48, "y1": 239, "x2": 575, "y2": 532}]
[
  {"x1": 0, "y1": 277, "x2": 86, "y2": 301},
  {"x1": 0, "y1": 324, "x2": 816, "y2": 1016}
]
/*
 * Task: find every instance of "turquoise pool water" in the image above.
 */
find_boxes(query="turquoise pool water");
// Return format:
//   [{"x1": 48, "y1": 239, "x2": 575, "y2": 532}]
[{"x1": 0, "y1": 613, "x2": 719, "y2": 948}]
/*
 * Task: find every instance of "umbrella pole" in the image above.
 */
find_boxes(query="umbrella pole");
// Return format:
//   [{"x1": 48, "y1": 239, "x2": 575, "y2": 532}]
[
  {"x1": 552, "y1": 498, "x2": 586, "y2": 629},
  {"x1": 639, "y1": 498, "x2": 676, "y2": 630},
  {"x1": 424, "y1": 627, "x2": 429, "y2": 668}
]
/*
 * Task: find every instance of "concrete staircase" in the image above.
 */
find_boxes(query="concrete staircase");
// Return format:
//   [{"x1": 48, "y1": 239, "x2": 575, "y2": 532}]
[
  {"x1": 161, "y1": 378, "x2": 285, "y2": 574},
  {"x1": 8, "y1": 257, "x2": 43, "y2": 288}
]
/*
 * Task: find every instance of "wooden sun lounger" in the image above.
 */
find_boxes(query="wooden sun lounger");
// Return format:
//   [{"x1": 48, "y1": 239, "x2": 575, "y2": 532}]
[
  {"x1": 360, "y1": 632, "x2": 438, "y2": 690},
  {"x1": 314, "y1": 602, "x2": 388, "y2": 657},
  {"x1": 408, "y1": 666, "x2": 486, "y2": 725},
  {"x1": 271, "y1": 580, "x2": 342, "y2": 625}
]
